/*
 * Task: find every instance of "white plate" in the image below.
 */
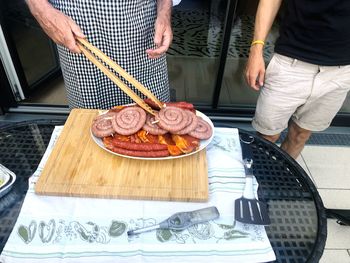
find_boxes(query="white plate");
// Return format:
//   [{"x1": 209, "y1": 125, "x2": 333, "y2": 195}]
[
  {"x1": 0, "y1": 164, "x2": 16, "y2": 198},
  {"x1": 91, "y1": 110, "x2": 214, "y2": 160}
]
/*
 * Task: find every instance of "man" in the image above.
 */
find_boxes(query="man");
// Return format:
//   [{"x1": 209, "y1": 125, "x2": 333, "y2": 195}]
[
  {"x1": 26, "y1": 0, "x2": 173, "y2": 109},
  {"x1": 245, "y1": 0, "x2": 350, "y2": 159}
]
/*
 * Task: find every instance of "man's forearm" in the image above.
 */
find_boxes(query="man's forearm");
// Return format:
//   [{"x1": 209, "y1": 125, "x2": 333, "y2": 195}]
[
  {"x1": 26, "y1": 0, "x2": 52, "y2": 18},
  {"x1": 245, "y1": 0, "x2": 282, "y2": 89},
  {"x1": 156, "y1": 0, "x2": 172, "y2": 21},
  {"x1": 253, "y1": 0, "x2": 282, "y2": 43}
]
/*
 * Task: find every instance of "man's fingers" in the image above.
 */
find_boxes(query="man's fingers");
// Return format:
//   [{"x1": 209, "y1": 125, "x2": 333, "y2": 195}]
[
  {"x1": 146, "y1": 49, "x2": 162, "y2": 59},
  {"x1": 153, "y1": 44, "x2": 168, "y2": 55},
  {"x1": 245, "y1": 70, "x2": 255, "y2": 87},
  {"x1": 249, "y1": 75, "x2": 259, "y2": 89},
  {"x1": 245, "y1": 71, "x2": 259, "y2": 90},
  {"x1": 67, "y1": 18, "x2": 84, "y2": 53},
  {"x1": 244, "y1": 70, "x2": 250, "y2": 85},
  {"x1": 161, "y1": 32, "x2": 172, "y2": 50},
  {"x1": 154, "y1": 28, "x2": 163, "y2": 47},
  {"x1": 68, "y1": 17, "x2": 85, "y2": 38},
  {"x1": 68, "y1": 42, "x2": 81, "y2": 53},
  {"x1": 147, "y1": 34, "x2": 171, "y2": 59},
  {"x1": 245, "y1": 64, "x2": 265, "y2": 90},
  {"x1": 147, "y1": 28, "x2": 172, "y2": 59},
  {"x1": 258, "y1": 70, "x2": 265, "y2": 87},
  {"x1": 32, "y1": 8, "x2": 82, "y2": 53},
  {"x1": 64, "y1": 32, "x2": 81, "y2": 53}
]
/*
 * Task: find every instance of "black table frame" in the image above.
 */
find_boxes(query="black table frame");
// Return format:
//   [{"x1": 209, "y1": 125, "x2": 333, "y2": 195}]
[{"x1": 0, "y1": 119, "x2": 328, "y2": 263}]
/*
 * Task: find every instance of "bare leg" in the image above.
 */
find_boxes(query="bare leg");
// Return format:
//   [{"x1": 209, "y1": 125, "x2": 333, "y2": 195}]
[{"x1": 281, "y1": 121, "x2": 312, "y2": 159}]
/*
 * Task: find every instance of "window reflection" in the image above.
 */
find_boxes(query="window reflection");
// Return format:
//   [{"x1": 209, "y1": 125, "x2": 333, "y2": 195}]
[
  {"x1": 219, "y1": 0, "x2": 350, "y2": 114},
  {"x1": 167, "y1": 0, "x2": 226, "y2": 104},
  {"x1": 0, "y1": 0, "x2": 349, "y2": 116},
  {"x1": 219, "y1": 0, "x2": 279, "y2": 107}
]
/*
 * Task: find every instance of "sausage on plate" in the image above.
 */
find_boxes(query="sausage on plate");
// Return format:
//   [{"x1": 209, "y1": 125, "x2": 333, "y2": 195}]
[
  {"x1": 112, "y1": 106, "x2": 147, "y2": 135},
  {"x1": 91, "y1": 112, "x2": 117, "y2": 138},
  {"x1": 173, "y1": 110, "x2": 198, "y2": 135},
  {"x1": 156, "y1": 106, "x2": 188, "y2": 133},
  {"x1": 142, "y1": 114, "x2": 168, "y2": 135},
  {"x1": 188, "y1": 116, "x2": 213, "y2": 140},
  {"x1": 108, "y1": 146, "x2": 170, "y2": 157},
  {"x1": 111, "y1": 140, "x2": 168, "y2": 151}
]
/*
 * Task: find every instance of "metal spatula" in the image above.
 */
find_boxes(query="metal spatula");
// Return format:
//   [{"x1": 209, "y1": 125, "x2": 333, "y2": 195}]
[
  {"x1": 127, "y1": 206, "x2": 220, "y2": 236},
  {"x1": 235, "y1": 159, "x2": 270, "y2": 225}
]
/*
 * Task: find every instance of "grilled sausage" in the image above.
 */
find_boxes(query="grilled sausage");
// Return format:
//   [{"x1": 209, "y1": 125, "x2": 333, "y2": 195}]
[
  {"x1": 143, "y1": 98, "x2": 195, "y2": 111},
  {"x1": 143, "y1": 98, "x2": 163, "y2": 110},
  {"x1": 165, "y1": 101, "x2": 195, "y2": 112},
  {"x1": 108, "y1": 146, "x2": 170, "y2": 157},
  {"x1": 111, "y1": 140, "x2": 168, "y2": 151}
]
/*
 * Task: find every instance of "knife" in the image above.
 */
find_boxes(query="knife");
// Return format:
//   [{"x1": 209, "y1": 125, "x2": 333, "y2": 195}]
[{"x1": 127, "y1": 206, "x2": 220, "y2": 236}]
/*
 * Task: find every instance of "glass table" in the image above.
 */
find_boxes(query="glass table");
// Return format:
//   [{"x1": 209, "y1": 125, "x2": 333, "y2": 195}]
[{"x1": 0, "y1": 119, "x2": 327, "y2": 263}]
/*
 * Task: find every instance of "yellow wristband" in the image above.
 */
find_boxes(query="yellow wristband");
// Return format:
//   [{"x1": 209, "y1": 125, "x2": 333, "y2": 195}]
[{"x1": 251, "y1": 40, "x2": 265, "y2": 46}]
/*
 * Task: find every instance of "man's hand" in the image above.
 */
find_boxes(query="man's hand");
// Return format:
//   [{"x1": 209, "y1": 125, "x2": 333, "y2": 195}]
[
  {"x1": 245, "y1": 45, "x2": 266, "y2": 91},
  {"x1": 244, "y1": 0, "x2": 282, "y2": 90},
  {"x1": 146, "y1": 0, "x2": 172, "y2": 59},
  {"x1": 26, "y1": 0, "x2": 85, "y2": 53},
  {"x1": 146, "y1": 15, "x2": 173, "y2": 59}
]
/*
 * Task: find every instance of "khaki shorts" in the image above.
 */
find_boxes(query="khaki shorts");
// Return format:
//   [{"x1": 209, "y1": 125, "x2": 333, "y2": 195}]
[{"x1": 252, "y1": 54, "x2": 350, "y2": 135}]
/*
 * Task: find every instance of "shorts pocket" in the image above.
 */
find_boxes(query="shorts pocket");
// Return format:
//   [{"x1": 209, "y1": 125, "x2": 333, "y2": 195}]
[
  {"x1": 265, "y1": 55, "x2": 280, "y2": 77},
  {"x1": 333, "y1": 65, "x2": 350, "y2": 91}
]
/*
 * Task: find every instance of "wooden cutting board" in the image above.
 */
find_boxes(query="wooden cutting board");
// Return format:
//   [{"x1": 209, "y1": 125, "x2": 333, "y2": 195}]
[{"x1": 35, "y1": 109, "x2": 209, "y2": 202}]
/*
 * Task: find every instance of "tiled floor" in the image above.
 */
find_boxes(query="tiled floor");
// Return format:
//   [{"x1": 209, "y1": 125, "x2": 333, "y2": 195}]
[{"x1": 297, "y1": 145, "x2": 350, "y2": 262}]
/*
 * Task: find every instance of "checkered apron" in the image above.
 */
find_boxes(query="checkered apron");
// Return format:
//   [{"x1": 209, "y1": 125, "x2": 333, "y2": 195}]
[{"x1": 49, "y1": 0, "x2": 170, "y2": 109}]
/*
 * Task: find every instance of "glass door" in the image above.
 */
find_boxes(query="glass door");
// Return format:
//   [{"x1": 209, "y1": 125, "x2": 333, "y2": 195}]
[
  {"x1": 0, "y1": 0, "x2": 62, "y2": 103},
  {"x1": 167, "y1": 0, "x2": 227, "y2": 106},
  {"x1": 217, "y1": 0, "x2": 350, "y2": 123},
  {"x1": 218, "y1": 0, "x2": 276, "y2": 108},
  {"x1": 0, "y1": 0, "x2": 349, "y2": 124}
]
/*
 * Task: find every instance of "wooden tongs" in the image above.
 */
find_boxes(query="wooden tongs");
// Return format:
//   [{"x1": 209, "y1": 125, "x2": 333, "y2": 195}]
[{"x1": 76, "y1": 37, "x2": 163, "y2": 115}]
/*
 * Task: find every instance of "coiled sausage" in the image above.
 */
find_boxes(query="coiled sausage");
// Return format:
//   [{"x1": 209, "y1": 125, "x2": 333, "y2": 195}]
[
  {"x1": 156, "y1": 106, "x2": 188, "y2": 133},
  {"x1": 91, "y1": 112, "x2": 117, "y2": 138},
  {"x1": 142, "y1": 114, "x2": 168, "y2": 135},
  {"x1": 174, "y1": 110, "x2": 198, "y2": 135},
  {"x1": 188, "y1": 116, "x2": 213, "y2": 140},
  {"x1": 112, "y1": 106, "x2": 146, "y2": 135}
]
